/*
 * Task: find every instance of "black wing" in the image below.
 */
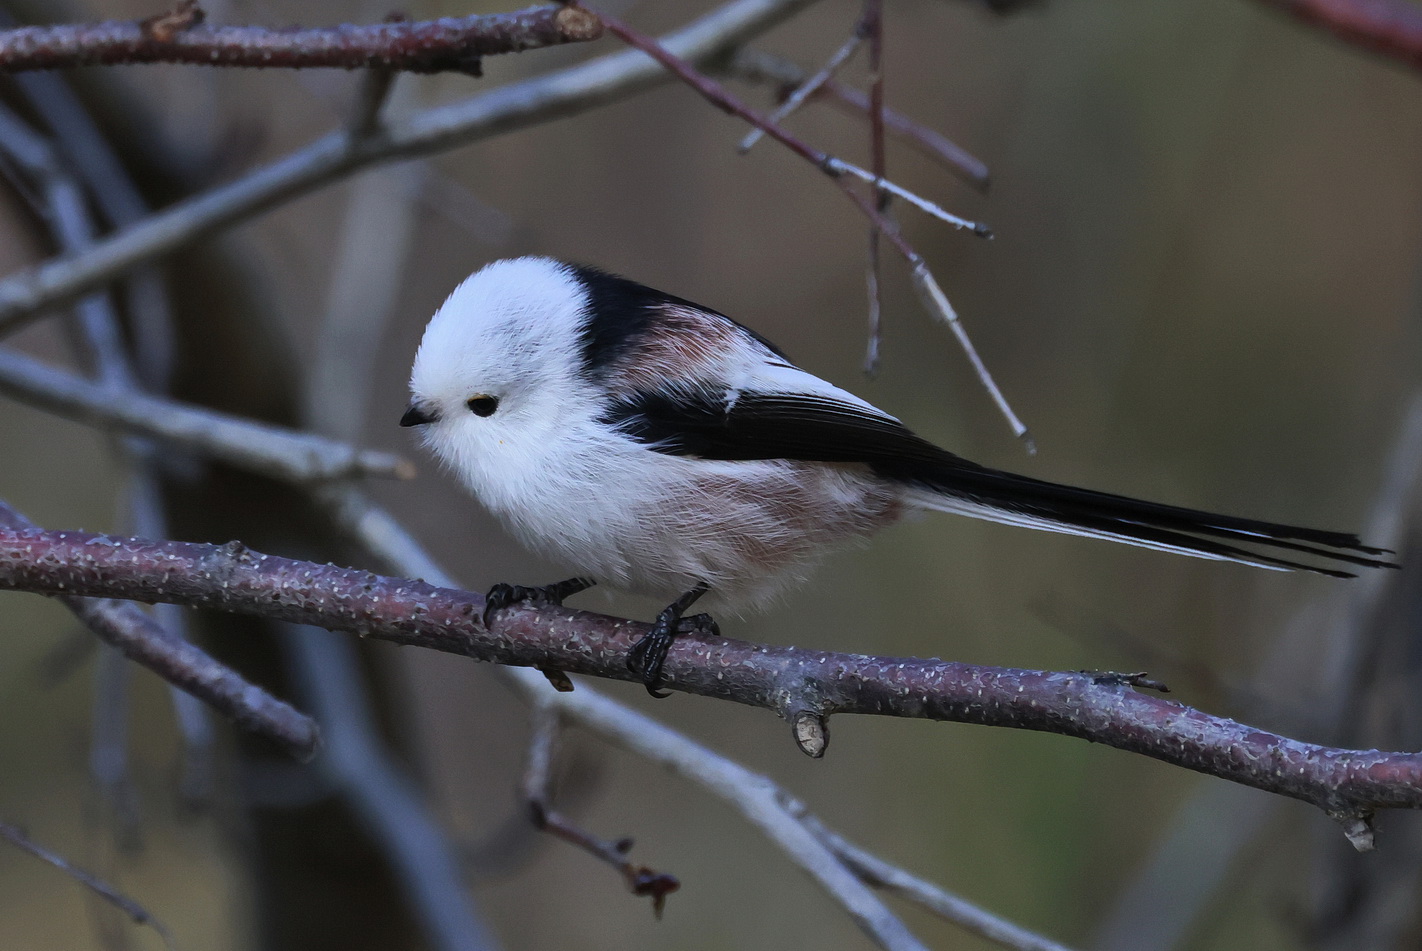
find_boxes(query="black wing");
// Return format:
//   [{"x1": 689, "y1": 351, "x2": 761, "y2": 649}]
[{"x1": 600, "y1": 386, "x2": 1395, "y2": 577}]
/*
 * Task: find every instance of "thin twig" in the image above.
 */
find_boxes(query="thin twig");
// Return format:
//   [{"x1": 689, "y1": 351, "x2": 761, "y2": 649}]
[
  {"x1": 0, "y1": 0, "x2": 827, "y2": 337},
  {"x1": 726, "y1": 47, "x2": 991, "y2": 190},
  {"x1": 0, "y1": 348, "x2": 414, "y2": 483},
  {"x1": 587, "y1": 5, "x2": 1033, "y2": 445},
  {"x1": 0, "y1": 821, "x2": 177, "y2": 951},
  {"x1": 910, "y1": 262, "x2": 1034, "y2": 451},
  {"x1": 0, "y1": 4, "x2": 602, "y2": 73},
  {"x1": 349, "y1": 66, "x2": 397, "y2": 138},
  {"x1": 736, "y1": 20, "x2": 864, "y2": 152},
  {"x1": 2, "y1": 523, "x2": 1420, "y2": 846},
  {"x1": 590, "y1": 7, "x2": 986, "y2": 235},
  {"x1": 522, "y1": 705, "x2": 680, "y2": 916},
  {"x1": 865, "y1": 0, "x2": 887, "y2": 375},
  {"x1": 801, "y1": 816, "x2": 1077, "y2": 951}
]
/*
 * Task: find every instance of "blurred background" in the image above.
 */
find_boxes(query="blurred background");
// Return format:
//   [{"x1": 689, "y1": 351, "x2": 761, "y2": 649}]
[{"x1": 1, "y1": 0, "x2": 1421, "y2": 948}]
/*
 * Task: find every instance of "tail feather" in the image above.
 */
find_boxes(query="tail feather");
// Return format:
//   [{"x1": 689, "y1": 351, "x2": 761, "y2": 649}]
[{"x1": 902, "y1": 466, "x2": 1397, "y2": 578}]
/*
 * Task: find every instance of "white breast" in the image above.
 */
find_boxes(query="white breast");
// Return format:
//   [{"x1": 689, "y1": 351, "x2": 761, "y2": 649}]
[{"x1": 461, "y1": 425, "x2": 903, "y2": 609}]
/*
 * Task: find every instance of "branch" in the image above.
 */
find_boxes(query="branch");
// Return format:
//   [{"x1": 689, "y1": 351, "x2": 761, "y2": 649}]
[
  {"x1": 1249, "y1": 0, "x2": 1422, "y2": 75},
  {"x1": 0, "y1": 504, "x2": 319, "y2": 759},
  {"x1": 0, "y1": 4, "x2": 602, "y2": 74},
  {"x1": 317, "y1": 486, "x2": 1070, "y2": 951},
  {"x1": 1, "y1": 524, "x2": 1418, "y2": 848},
  {"x1": 0, "y1": 0, "x2": 824, "y2": 336},
  {"x1": 0, "y1": 348, "x2": 412, "y2": 483}
]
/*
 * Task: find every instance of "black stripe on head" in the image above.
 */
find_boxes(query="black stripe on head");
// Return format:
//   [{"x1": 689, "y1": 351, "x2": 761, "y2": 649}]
[{"x1": 569, "y1": 264, "x2": 791, "y2": 379}]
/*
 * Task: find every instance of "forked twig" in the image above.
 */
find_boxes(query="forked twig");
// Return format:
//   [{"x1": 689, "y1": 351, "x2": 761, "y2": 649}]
[
  {"x1": 725, "y1": 48, "x2": 991, "y2": 190},
  {"x1": 736, "y1": 20, "x2": 864, "y2": 153},
  {"x1": 523, "y1": 706, "x2": 679, "y2": 916},
  {"x1": 585, "y1": 4, "x2": 1033, "y2": 446}
]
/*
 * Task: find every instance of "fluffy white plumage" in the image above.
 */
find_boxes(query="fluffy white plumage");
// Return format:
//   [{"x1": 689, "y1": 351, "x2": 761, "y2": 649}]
[
  {"x1": 408, "y1": 258, "x2": 900, "y2": 608},
  {"x1": 405, "y1": 257, "x2": 1389, "y2": 619}
]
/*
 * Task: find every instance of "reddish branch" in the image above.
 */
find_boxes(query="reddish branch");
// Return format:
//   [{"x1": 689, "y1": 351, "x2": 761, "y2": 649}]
[
  {"x1": 0, "y1": 524, "x2": 1419, "y2": 848},
  {"x1": 1252, "y1": 0, "x2": 1422, "y2": 73},
  {"x1": 0, "y1": 3, "x2": 602, "y2": 74}
]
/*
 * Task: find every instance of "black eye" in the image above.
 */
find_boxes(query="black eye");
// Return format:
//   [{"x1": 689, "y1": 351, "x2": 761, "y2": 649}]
[{"x1": 467, "y1": 395, "x2": 500, "y2": 417}]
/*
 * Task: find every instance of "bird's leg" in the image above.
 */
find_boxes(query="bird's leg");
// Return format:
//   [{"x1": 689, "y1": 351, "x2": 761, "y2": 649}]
[
  {"x1": 483, "y1": 577, "x2": 596, "y2": 629},
  {"x1": 627, "y1": 582, "x2": 712, "y2": 698}
]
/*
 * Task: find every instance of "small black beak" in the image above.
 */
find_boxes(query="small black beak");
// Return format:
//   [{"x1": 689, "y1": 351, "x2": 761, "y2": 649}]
[{"x1": 400, "y1": 403, "x2": 437, "y2": 428}]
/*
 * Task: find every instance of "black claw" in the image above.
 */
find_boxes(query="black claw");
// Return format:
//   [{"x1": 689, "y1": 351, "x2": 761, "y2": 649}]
[
  {"x1": 626, "y1": 583, "x2": 712, "y2": 697},
  {"x1": 676, "y1": 613, "x2": 720, "y2": 638},
  {"x1": 482, "y1": 577, "x2": 595, "y2": 629}
]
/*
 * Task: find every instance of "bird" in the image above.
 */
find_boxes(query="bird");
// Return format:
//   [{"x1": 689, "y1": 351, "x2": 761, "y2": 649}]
[{"x1": 401, "y1": 256, "x2": 1394, "y2": 695}]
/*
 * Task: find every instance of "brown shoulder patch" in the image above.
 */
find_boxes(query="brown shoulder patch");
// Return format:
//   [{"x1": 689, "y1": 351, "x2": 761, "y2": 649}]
[{"x1": 602, "y1": 303, "x2": 747, "y2": 395}]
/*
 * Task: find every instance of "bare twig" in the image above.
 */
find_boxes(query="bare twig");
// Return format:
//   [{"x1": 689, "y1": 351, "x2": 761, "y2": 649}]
[
  {"x1": 1, "y1": 523, "x2": 1419, "y2": 845},
  {"x1": 726, "y1": 48, "x2": 991, "y2": 190},
  {"x1": 587, "y1": 5, "x2": 1034, "y2": 446},
  {"x1": 591, "y1": 7, "x2": 985, "y2": 235},
  {"x1": 0, "y1": 502, "x2": 319, "y2": 758},
  {"x1": 0, "y1": 348, "x2": 413, "y2": 483},
  {"x1": 865, "y1": 0, "x2": 888, "y2": 375},
  {"x1": 801, "y1": 816, "x2": 1077, "y2": 951},
  {"x1": 736, "y1": 21, "x2": 863, "y2": 153},
  {"x1": 349, "y1": 65, "x2": 398, "y2": 139},
  {"x1": 0, "y1": 4, "x2": 602, "y2": 74},
  {"x1": 522, "y1": 705, "x2": 680, "y2": 916},
  {"x1": 0, "y1": 821, "x2": 177, "y2": 951},
  {"x1": 0, "y1": 0, "x2": 826, "y2": 336}
]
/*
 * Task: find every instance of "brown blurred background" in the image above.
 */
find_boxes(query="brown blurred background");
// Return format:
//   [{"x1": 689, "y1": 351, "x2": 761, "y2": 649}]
[{"x1": 1, "y1": 0, "x2": 1421, "y2": 949}]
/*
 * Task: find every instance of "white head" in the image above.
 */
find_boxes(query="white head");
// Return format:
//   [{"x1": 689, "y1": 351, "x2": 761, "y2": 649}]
[{"x1": 402, "y1": 257, "x2": 599, "y2": 489}]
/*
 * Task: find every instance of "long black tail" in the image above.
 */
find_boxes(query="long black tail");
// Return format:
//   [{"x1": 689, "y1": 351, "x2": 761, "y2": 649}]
[{"x1": 902, "y1": 464, "x2": 1396, "y2": 578}]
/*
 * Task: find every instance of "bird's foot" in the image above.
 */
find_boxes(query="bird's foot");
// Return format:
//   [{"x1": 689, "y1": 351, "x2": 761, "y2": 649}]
[
  {"x1": 482, "y1": 577, "x2": 595, "y2": 629},
  {"x1": 626, "y1": 584, "x2": 712, "y2": 699},
  {"x1": 676, "y1": 613, "x2": 720, "y2": 638}
]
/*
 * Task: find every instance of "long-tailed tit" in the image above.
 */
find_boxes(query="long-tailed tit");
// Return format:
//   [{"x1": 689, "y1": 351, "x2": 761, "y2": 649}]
[{"x1": 402, "y1": 257, "x2": 1394, "y2": 694}]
